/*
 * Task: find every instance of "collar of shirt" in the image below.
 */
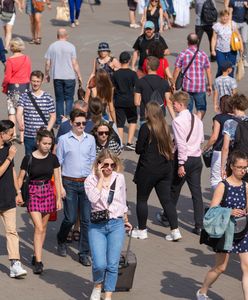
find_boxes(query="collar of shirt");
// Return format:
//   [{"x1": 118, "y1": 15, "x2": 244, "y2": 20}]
[{"x1": 68, "y1": 130, "x2": 87, "y2": 141}]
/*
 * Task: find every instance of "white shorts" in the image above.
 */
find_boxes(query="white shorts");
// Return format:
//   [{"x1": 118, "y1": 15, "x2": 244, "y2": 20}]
[{"x1": 0, "y1": 13, "x2": 16, "y2": 26}]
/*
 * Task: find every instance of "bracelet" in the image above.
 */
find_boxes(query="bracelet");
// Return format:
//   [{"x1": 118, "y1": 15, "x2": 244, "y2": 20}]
[{"x1": 6, "y1": 157, "x2": 12, "y2": 162}]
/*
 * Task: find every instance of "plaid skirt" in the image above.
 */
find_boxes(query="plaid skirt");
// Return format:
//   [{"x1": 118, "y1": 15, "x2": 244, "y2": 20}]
[{"x1": 28, "y1": 180, "x2": 56, "y2": 213}]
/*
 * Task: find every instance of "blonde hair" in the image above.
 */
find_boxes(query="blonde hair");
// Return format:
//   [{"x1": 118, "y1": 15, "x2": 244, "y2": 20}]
[
  {"x1": 93, "y1": 149, "x2": 123, "y2": 175},
  {"x1": 171, "y1": 91, "x2": 190, "y2": 106},
  {"x1": 9, "y1": 37, "x2": 25, "y2": 53}
]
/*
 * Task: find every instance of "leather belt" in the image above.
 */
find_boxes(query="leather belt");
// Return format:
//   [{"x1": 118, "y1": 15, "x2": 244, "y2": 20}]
[
  {"x1": 63, "y1": 176, "x2": 86, "y2": 182},
  {"x1": 30, "y1": 180, "x2": 50, "y2": 186}
]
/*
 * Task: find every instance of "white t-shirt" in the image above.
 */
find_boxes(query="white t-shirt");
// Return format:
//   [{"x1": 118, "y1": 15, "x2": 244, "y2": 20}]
[{"x1": 212, "y1": 21, "x2": 237, "y2": 53}]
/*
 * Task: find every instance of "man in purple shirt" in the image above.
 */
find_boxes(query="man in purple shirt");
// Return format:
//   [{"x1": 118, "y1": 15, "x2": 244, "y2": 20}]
[{"x1": 158, "y1": 91, "x2": 204, "y2": 237}]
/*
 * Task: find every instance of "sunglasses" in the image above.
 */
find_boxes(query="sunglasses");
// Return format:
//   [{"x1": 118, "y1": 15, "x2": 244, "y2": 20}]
[
  {"x1": 102, "y1": 163, "x2": 116, "y2": 169},
  {"x1": 74, "y1": 121, "x2": 87, "y2": 127},
  {"x1": 151, "y1": 0, "x2": 159, "y2": 2},
  {"x1": 97, "y1": 131, "x2": 110, "y2": 136}
]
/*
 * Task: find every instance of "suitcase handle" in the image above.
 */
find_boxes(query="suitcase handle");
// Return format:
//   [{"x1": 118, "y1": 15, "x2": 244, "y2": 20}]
[{"x1": 124, "y1": 229, "x2": 133, "y2": 266}]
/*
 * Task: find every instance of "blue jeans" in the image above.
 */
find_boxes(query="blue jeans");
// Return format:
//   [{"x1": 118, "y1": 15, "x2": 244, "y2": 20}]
[
  {"x1": 188, "y1": 92, "x2": 207, "y2": 112},
  {"x1": 216, "y1": 50, "x2": 237, "y2": 78},
  {"x1": 24, "y1": 137, "x2": 36, "y2": 155},
  {"x1": 53, "y1": 79, "x2": 76, "y2": 125},
  {"x1": 88, "y1": 218, "x2": 125, "y2": 292},
  {"x1": 68, "y1": 0, "x2": 82, "y2": 23},
  {"x1": 57, "y1": 179, "x2": 91, "y2": 256}
]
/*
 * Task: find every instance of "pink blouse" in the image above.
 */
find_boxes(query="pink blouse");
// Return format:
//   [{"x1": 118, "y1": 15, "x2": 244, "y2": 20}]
[{"x1": 84, "y1": 171, "x2": 128, "y2": 219}]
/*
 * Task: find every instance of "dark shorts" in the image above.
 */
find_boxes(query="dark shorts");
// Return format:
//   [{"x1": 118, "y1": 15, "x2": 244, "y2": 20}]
[
  {"x1": 188, "y1": 92, "x2": 207, "y2": 112},
  {"x1": 116, "y1": 106, "x2": 137, "y2": 128},
  {"x1": 127, "y1": 0, "x2": 137, "y2": 11}
]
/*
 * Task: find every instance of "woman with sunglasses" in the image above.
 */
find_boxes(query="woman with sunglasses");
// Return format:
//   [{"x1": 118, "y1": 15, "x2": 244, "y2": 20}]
[
  {"x1": 141, "y1": 0, "x2": 164, "y2": 33},
  {"x1": 18, "y1": 128, "x2": 62, "y2": 275},
  {"x1": 197, "y1": 151, "x2": 248, "y2": 300},
  {"x1": 92, "y1": 121, "x2": 121, "y2": 156},
  {"x1": 132, "y1": 101, "x2": 181, "y2": 240},
  {"x1": 85, "y1": 149, "x2": 132, "y2": 300}
]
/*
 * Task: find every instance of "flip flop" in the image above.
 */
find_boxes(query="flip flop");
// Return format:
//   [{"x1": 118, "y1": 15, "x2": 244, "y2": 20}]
[{"x1": 66, "y1": 229, "x2": 73, "y2": 243}]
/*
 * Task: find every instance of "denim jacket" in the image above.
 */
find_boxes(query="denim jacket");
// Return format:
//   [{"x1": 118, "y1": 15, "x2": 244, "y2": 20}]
[{"x1": 203, "y1": 206, "x2": 235, "y2": 251}]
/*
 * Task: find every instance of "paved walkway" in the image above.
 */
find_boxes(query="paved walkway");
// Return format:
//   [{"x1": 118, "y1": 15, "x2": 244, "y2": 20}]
[{"x1": 0, "y1": 1, "x2": 247, "y2": 299}]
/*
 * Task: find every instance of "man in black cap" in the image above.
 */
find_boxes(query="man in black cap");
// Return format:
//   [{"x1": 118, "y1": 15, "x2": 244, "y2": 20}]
[
  {"x1": 112, "y1": 51, "x2": 138, "y2": 150},
  {"x1": 131, "y1": 21, "x2": 170, "y2": 78}
]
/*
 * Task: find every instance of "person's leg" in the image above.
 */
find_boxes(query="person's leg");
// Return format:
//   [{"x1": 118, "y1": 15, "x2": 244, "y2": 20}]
[
  {"x1": 194, "y1": 92, "x2": 207, "y2": 120},
  {"x1": 204, "y1": 25, "x2": 214, "y2": 58},
  {"x1": 68, "y1": 0, "x2": 75, "y2": 24},
  {"x1": 64, "y1": 79, "x2": 76, "y2": 118},
  {"x1": 29, "y1": 15, "x2": 35, "y2": 41},
  {"x1": 4, "y1": 24, "x2": 13, "y2": 50},
  {"x1": 226, "y1": 50, "x2": 238, "y2": 78},
  {"x1": 210, "y1": 150, "x2": 222, "y2": 190},
  {"x1": 239, "y1": 252, "x2": 248, "y2": 299},
  {"x1": 34, "y1": 13, "x2": 41, "y2": 42},
  {"x1": 0, "y1": 208, "x2": 20, "y2": 260},
  {"x1": 116, "y1": 107, "x2": 125, "y2": 144},
  {"x1": 198, "y1": 253, "x2": 229, "y2": 296},
  {"x1": 78, "y1": 182, "x2": 91, "y2": 257},
  {"x1": 215, "y1": 50, "x2": 226, "y2": 78},
  {"x1": 185, "y1": 157, "x2": 204, "y2": 229},
  {"x1": 75, "y1": 0, "x2": 82, "y2": 22},
  {"x1": 126, "y1": 106, "x2": 137, "y2": 145},
  {"x1": 104, "y1": 219, "x2": 125, "y2": 297},
  {"x1": 187, "y1": 92, "x2": 194, "y2": 113},
  {"x1": 54, "y1": 79, "x2": 65, "y2": 125}
]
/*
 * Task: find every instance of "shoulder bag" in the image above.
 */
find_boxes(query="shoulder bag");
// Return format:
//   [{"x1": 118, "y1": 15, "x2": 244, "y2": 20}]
[
  {"x1": 32, "y1": 0, "x2": 45, "y2": 12},
  {"x1": 56, "y1": 2, "x2": 69, "y2": 21},
  {"x1": 90, "y1": 178, "x2": 117, "y2": 223},
  {"x1": 234, "y1": 181, "x2": 248, "y2": 240},
  {"x1": 175, "y1": 48, "x2": 199, "y2": 91},
  {"x1": 21, "y1": 155, "x2": 32, "y2": 207},
  {"x1": 230, "y1": 22, "x2": 242, "y2": 52}
]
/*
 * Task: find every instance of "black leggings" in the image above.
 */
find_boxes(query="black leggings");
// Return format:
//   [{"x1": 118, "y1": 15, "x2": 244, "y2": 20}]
[{"x1": 136, "y1": 164, "x2": 178, "y2": 230}]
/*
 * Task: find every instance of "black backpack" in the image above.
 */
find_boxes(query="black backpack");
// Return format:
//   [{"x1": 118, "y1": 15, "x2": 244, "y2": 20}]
[
  {"x1": 138, "y1": 32, "x2": 160, "y2": 48},
  {"x1": 201, "y1": 0, "x2": 218, "y2": 25},
  {"x1": 233, "y1": 118, "x2": 248, "y2": 154}
]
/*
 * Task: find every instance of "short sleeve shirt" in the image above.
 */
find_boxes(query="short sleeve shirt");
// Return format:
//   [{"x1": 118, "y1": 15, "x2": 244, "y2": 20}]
[
  {"x1": 212, "y1": 21, "x2": 237, "y2": 53},
  {"x1": 17, "y1": 91, "x2": 55, "y2": 138},
  {"x1": 229, "y1": 0, "x2": 247, "y2": 23},
  {"x1": 223, "y1": 116, "x2": 248, "y2": 141},
  {"x1": 214, "y1": 75, "x2": 237, "y2": 101}
]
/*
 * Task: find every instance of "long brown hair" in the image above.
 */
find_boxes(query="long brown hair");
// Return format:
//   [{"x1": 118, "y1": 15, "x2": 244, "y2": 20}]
[
  {"x1": 95, "y1": 69, "x2": 113, "y2": 104},
  {"x1": 148, "y1": 0, "x2": 161, "y2": 10},
  {"x1": 145, "y1": 101, "x2": 173, "y2": 160}
]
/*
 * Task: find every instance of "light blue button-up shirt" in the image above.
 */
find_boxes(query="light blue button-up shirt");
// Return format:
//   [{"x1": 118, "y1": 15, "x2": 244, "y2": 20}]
[{"x1": 56, "y1": 131, "x2": 96, "y2": 178}]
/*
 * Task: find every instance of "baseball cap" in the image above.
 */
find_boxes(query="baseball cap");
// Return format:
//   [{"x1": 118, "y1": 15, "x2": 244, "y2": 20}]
[
  {"x1": 144, "y1": 21, "x2": 155, "y2": 30},
  {"x1": 98, "y1": 42, "x2": 110, "y2": 52},
  {"x1": 221, "y1": 61, "x2": 233, "y2": 72},
  {"x1": 119, "y1": 51, "x2": 131, "y2": 64}
]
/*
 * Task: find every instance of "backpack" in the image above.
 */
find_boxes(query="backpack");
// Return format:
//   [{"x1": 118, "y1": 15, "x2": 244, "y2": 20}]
[
  {"x1": 138, "y1": 32, "x2": 160, "y2": 48},
  {"x1": 201, "y1": 0, "x2": 218, "y2": 25},
  {"x1": 233, "y1": 118, "x2": 248, "y2": 154}
]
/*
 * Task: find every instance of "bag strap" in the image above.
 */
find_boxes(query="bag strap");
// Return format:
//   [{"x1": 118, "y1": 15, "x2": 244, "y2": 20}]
[
  {"x1": 143, "y1": 76, "x2": 155, "y2": 92},
  {"x1": 107, "y1": 178, "x2": 117, "y2": 205},
  {"x1": 27, "y1": 91, "x2": 48, "y2": 126},
  {"x1": 186, "y1": 113, "x2": 195, "y2": 142},
  {"x1": 220, "y1": 180, "x2": 229, "y2": 206},
  {"x1": 182, "y1": 48, "x2": 199, "y2": 76}
]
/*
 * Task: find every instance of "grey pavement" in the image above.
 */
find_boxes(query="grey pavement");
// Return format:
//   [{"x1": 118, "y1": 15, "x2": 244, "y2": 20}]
[{"x1": 0, "y1": 0, "x2": 247, "y2": 299}]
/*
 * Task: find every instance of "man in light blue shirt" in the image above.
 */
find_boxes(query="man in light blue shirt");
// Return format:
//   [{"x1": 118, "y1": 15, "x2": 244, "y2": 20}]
[{"x1": 56, "y1": 109, "x2": 96, "y2": 266}]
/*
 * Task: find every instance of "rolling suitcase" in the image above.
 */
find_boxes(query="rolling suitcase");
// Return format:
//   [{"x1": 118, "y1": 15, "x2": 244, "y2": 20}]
[{"x1": 115, "y1": 232, "x2": 137, "y2": 292}]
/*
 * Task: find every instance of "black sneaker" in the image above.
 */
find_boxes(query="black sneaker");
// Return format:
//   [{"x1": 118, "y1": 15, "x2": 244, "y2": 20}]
[
  {"x1": 79, "y1": 255, "x2": 92, "y2": 267},
  {"x1": 125, "y1": 143, "x2": 135, "y2": 151},
  {"x1": 155, "y1": 210, "x2": 170, "y2": 227},
  {"x1": 33, "y1": 261, "x2": 43, "y2": 274},
  {"x1": 57, "y1": 242, "x2": 67, "y2": 257}
]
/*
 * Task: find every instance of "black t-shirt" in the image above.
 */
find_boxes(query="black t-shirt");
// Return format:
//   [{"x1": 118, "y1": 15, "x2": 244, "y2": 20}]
[
  {"x1": 133, "y1": 33, "x2": 168, "y2": 69},
  {"x1": 21, "y1": 153, "x2": 60, "y2": 181},
  {"x1": 212, "y1": 113, "x2": 234, "y2": 151},
  {"x1": 0, "y1": 145, "x2": 16, "y2": 211},
  {"x1": 135, "y1": 74, "x2": 170, "y2": 121},
  {"x1": 229, "y1": 0, "x2": 247, "y2": 23},
  {"x1": 112, "y1": 68, "x2": 138, "y2": 108}
]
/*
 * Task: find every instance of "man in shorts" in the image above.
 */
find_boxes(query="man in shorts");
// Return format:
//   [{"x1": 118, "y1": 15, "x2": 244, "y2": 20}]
[{"x1": 127, "y1": 0, "x2": 140, "y2": 29}]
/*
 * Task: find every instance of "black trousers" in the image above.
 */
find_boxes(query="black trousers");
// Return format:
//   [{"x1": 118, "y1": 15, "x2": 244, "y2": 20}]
[
  {"x1": 195, "y1": 25, "x2": 213, "y2": 55},
  {"x1": 170, "y1": 156, "x2": 204, "y2": 229},
  {"x1": 136, "y1": 162, "x2": 178, "y2": 230}
]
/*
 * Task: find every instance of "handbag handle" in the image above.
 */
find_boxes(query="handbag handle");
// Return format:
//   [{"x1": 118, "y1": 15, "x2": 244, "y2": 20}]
[{"x1": 123, "y1": 229, "x2": 133, "y2": 266}]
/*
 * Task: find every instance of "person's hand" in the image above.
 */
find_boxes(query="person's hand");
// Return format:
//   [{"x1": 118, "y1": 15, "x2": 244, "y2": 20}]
[
  {"x1": 178, "y1": 166, "x2": 186, "y2": 177},
  {"x1": 211, "y1": 50, "x2": 216, "y2": 57},
  {"x1": 56, "y1": 200, "x2": 62, "y2": 211},
  {"x1": 16, "y1": 194, "x2": 24, "y2": 206},
  {"x1": 78, "y1": 77, "x2": 83, "y2": 85},
  {"x1": 61, "y1": 115, "x2": 68, "y2": 123},
  {"x1": 231, "y1": 208, "x2": 246, "y2": 217},
  {"x1": 8, "y1": 145, "x2": 17, "y2": 159},
  {"x1": 221, "y1": 168, "x2": 227, "y2": 180},
  {"x1": 45, "y1": 74, "x2": 50, "y2": 83},
  {"x1": 97, "y1": 163, "x2": 105, "y2": 179},
  {"x1": 61, "y1": 186, "x2": 66, "y2": 199},
  {"x1": 124, "y1": 222, "x2": 133, "y2": 232},
  {"x1": 47, "y1": 2, "x2": 52, "y2": 9},
  {"x1": 207, "y1": 85, "x2": 212, "y2": 96},
  {"x1": 18, "y1": 123, "x2": 24, "y2": 131}
]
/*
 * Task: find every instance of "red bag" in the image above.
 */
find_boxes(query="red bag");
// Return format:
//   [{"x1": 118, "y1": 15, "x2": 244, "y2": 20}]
[
  {"x1": 49, "y1": 177, "x2": 57, "y2": 222},
  {"x1": 32, "y1": 0, "x2": 45, "y2": 12}
]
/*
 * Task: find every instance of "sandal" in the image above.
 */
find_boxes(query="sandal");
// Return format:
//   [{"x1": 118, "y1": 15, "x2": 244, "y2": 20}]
[
  {"x1": 73, "y1": 230, "x2": 80, "y2": 241},
  {"x1": 29, "y1": 39, "x2": 36, "y2": 44},
  {"x1": 66, "y1": 229, "x2": 73, "y2": 243},
  {"x1": 35, "y1": 37, "x2": 42, "y2": 45}
]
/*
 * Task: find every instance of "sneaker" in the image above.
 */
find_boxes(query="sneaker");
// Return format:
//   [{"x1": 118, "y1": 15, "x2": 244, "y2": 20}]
[
  {"x1": 156, "y1": 210, "x2": 170, "y2": 227},
  {"x1": 196, "y1": 289, "x2": 208, "y2": 300},
  {"x1": 75, "y1": 19, "x2": 79, "y2": 26},
  {"x1": 243, "y1": 60, "x2": 248, "y2": 68},
  {"x1": 130, "y1": 23, "x2": 140, "y2": 29},
  {"x1": 10, "y1": 261, "x2": 27, "y2": 278},
  {"x1": 165, "y1": 229, "x2": 182, "y2": 241},
  {"x1": 71, "y1": 23, "x2": 75, "y2": 28},
  {"x1": 57, "y1": 241, "x2": 67, "y2": 257},
  {"x1": 33, "y1": 261, "x2": 43, "y2": 275},
  {"x1": 90, "y1": 286, "x2": 101, "y2": 300},
  {"x1": 131, "y1": 228, "x2": 148, "y2": 239},
  {"x1": 126, "y1": 143, "x2": 136, "y2": 151}
]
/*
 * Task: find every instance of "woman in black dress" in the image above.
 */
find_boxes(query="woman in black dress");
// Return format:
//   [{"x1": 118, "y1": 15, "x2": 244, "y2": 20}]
[{"x1": 141, "y1": 0, "x2": 164, "y2": 33}]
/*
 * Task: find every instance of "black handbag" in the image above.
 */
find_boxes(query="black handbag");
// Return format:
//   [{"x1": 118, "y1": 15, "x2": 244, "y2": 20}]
[
  {"x1": 200, "y1": 229, "x2": 226, "y2": 251},
  {"x1": 90, "y1": 178, "x2": 117, "y2": 223},
  {"x1": 21, "y1": 155, "x2": 32, "y2": 206},
  {"x1": 202, "y1": 149, "x2": 213, "y2": 168}
]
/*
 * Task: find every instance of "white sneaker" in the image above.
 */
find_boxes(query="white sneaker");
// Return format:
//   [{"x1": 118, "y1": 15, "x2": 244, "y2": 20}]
[
  {"x1": 90, "y1": 286, "x2": 101, "y2": 300},
  {"x1": 165, "y1": 229, "x2": 182, "y2": 241},
  {"x1": 130, "y1": 23, "x2": 140, "y2": 29},
  {"x1": 196, "y1": 289, "x2": 209, "y2": 300},
  {"x1": 131, "y1": 228, "x2": 148, "y2": 239},
  {"x1": 10, "y1": 261, "x2": 27, "y2": 278},
  {"x1": 243, "y1": 60, "x2": 248, "y2": 68}
]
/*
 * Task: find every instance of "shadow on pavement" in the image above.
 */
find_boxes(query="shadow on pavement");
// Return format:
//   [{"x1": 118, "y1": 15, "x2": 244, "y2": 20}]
[
  {"x1": 50, "y1": 19, "x2": 70, "y2": 27},
  {"x1": 110, "y1": 20, "x2": 130, "y2": 28}
]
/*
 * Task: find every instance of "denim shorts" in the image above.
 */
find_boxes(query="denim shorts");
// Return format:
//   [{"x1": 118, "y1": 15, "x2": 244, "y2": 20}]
[
  {"x1": 188, "y1": 92, "x2": 207, "y2": 112},
  {"x1": 26, "y1": 0, "x2": 42, "y2": 15}
]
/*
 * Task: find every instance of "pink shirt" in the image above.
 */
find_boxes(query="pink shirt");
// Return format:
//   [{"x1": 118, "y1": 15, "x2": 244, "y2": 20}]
[
  {"x1": 84, "y1": 171, "x2": 128, "y2": 219},
  {"x1": 172, "y1": 109, "x2": 204, "y2": 164}
]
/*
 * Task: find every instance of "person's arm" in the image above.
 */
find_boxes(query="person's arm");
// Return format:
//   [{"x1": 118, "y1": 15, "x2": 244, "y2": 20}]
[
  {"x1": 13, "y1": 168, "x2": 23, "y2": 205},
  {"x1": 213, "y1": 89, "x2": 220, "y2": 113},
  {"x1": 165, "y1": 92, "x2": 175, "y2": 119},
  {"x1": 54, "y1": 167, "x2": 62, "y2": 210},
  {"x1": 211, "y1": 30, "x2": 217, "y2": 57},
  {"x1": 2, "y1": 59, "x2": 12, "y2": 93},
  {"x1": 71, "y1": 57, "x2": 83, "y2": 84},
  {"x1": 205, "y1": 67, "x2": 212, "y2": 96},
  {"x1": 173, "y1": 66, "x2": 181, "y2": 83},
  {"x1": 221, "y1": 133, "x2": 231, "y2": 179},
  {"x1": 159, "y1": 8, "x2": 164, "y2": 32},
  {"x1": 232, "y1": 87, "x2": 238, "y2": 95},
  {"x1": 0, "y1": 145, "x2": 17, "y2": 177},
  {"x1": 140, "y1": 7, "x2": 147, "y2": 33},
  {"x1": 45, "y1": 59, "x2": 51, "y2": 83},
  {"x1": 88, "y1": 59, "x2": 97, "y2": 81},
  {"x1": 107, "y1": 91, "x2": 116, "y2": 124},
  {"x1": 112, "y1": 58, "x2": 121, "y2": 71},
  {"x1": 47, "y1": 112, "x2": 56, "y2": 131},
  {"x1": 203, "y1": 120, "x2": 220, "y2": 152},
  {"x1": 131, "y1": 50, "x2": 139, "y2": 71},
  {"x1": 229, "y1": 6, "x2": 233, "y2": 21},
  {"x1": 135, "y1": 124, "x2": 149, "y2": 154},
  {"x1": 210, "y1": 182, "x2": 225, "y2": 207},
  {"x1": 18, "y1": 169, "x2": 25, "y2": 189},
  {"x1": 224, "y1": 0, "x2": 230, "y2": 9},
  {"x1": 16, "y1": 106, "x2": 24, "y2": 132},
  {"x1": 134, "y1": 92, "x2": 141, "y2": 106}
]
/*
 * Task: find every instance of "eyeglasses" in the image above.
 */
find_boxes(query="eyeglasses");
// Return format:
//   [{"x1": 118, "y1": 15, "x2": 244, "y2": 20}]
[
  {"x1": 97, "y1": 131, "x2": 110, "y2": 136},
  {"x1": 74, "y1": 121, "x2": 87, "y2": 127},
  {"x1": 102, "y1": 163, "x2": 116, "y2": 169},
  {"x1": 233, "y1": 165, "x2": 248, "y2": 171}
]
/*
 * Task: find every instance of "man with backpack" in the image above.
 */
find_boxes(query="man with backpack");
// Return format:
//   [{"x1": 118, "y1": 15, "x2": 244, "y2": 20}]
[
  {"x1": 131, "y1": 21, "x2": 170, "y2": 78},
  {"x1": 195, "y1": 0, "x2": 218, "y2": 62},
  {"x1": 134, "y1": 56, "x2": 174, "y2": 123}
]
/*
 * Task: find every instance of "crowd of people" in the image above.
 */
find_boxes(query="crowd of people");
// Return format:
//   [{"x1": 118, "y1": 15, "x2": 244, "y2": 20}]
[{"x1": 0, "y1": 0, "x2": 248, "y2": 300}]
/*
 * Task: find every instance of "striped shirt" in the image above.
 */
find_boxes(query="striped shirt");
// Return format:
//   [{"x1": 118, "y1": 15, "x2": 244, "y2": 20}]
[
  {"x1": 96, "y1": 139, "x2": 122, "y2": 156},
  {"x1": 214, "y1": 75, "x2": 237, "y2": 102},
  {"x1": 18, "y1": 91, "x2": 55, "y2": 138},
  {"x1": 175, "y1": 46, "x2": 210, "y2": 93}
]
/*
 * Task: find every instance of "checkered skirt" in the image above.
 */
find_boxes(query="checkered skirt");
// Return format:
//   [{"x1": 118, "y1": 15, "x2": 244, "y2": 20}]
[{"x1": 27, "y1": 181, "x2": 56, "y2": 213}]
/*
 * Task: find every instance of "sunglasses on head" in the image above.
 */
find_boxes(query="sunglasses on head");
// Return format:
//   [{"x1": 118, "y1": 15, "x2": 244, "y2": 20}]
[
  {"x1": 97, "y1": 131, "x2": 109, "y2": 136},
  {"x1": 74, "y1": 121, "x2": 87, "y2": 127},
  {"x1": 102, "y1": 163, "x2": 116, "y2": 169}
]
